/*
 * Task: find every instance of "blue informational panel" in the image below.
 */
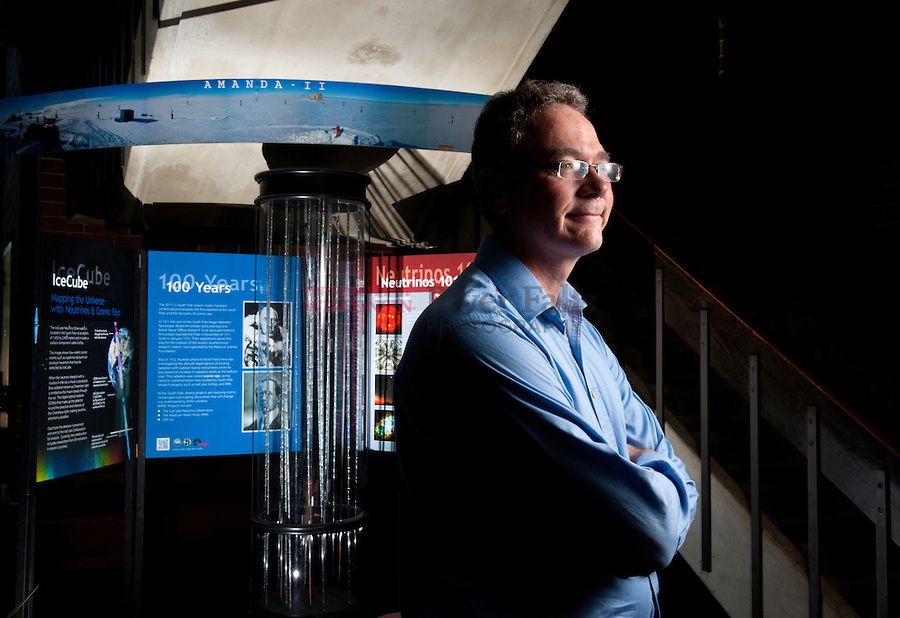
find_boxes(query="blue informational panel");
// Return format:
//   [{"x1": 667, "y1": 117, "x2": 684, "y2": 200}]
[
  {"x1": 0, "y1": 79, "x2": 488, "y2": 155},
  {"x1": 145, "y1": 250, "x2": 273, "y2": 458}
]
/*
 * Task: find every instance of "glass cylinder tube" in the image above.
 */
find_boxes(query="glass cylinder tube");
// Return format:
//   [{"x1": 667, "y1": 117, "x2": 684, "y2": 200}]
[{"x1": 250, "y1": 170, "x2": 368, "y2": 616}]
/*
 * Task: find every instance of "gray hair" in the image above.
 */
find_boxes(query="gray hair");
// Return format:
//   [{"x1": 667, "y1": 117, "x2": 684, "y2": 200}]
[
  {"x1": 471, "y1": 79, "x2": 589, "y2": 176},
  {"x1": 470, "y1": 80, "x2": 589, "y2": 222}
]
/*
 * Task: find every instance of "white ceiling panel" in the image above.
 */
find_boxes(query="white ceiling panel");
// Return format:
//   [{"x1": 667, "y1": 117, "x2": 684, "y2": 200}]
[{"x1": 124, "y1": 0, "x2": 568, "y2": 213}]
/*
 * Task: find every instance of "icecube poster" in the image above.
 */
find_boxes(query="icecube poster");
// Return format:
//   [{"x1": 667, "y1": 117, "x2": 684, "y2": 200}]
[
  {"x1": 35, "y1": 234, "x2": 138, "y2": 482},
  {"x1": 366, "y1": 252, "x2": 475, "y2": 451},
  {"x1": 146, "y1": 250, "x2": 284, "y2": 458}
]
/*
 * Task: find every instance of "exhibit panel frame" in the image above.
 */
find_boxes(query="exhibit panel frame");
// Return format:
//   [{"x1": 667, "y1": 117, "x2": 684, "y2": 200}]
[{"x1": 33, "y1": 233, "x2": 139, "y2": 482}]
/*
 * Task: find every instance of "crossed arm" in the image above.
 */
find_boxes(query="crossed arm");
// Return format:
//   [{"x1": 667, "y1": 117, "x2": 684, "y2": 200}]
[{"x1": 441, "y1": 319, "x2": 699, "y2": 576}]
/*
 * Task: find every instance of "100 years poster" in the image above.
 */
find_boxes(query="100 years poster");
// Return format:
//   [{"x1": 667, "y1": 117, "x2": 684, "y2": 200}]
[{"x1": 145, "y1": 250, "x2": 269, "y2": 458}]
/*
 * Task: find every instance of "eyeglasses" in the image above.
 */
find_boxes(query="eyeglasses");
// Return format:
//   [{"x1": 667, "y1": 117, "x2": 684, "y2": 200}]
[{"x1": 536, "y1": 160, "x2": 623, "y2": 182}]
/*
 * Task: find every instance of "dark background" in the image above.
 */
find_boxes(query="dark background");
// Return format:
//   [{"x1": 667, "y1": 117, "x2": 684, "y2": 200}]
[
  {"x1": 3, "y1": 5, "x2": 899, "y2": 616},
  {"x1": 528, "y1": 9, "x2": 900, "y2": 446}
]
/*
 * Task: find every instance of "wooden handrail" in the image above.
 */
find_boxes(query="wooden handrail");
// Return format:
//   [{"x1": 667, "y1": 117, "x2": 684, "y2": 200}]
[{"x1": 614, "y1": 210, "x2": 899, "y2": 547}]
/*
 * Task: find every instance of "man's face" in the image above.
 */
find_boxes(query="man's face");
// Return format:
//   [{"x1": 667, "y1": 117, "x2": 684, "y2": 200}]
[
  {"x1": 263, "y1": 379, "x2": 281, "y2": 413},
  {"x1": 497, "y1": 104, "x2": 614, "y2": 265},
  {"x1": 259, "y1": 306, "x2": 279, "y2": 332}
]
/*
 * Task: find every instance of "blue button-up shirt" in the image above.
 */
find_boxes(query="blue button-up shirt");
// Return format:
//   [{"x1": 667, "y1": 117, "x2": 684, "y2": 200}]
[{"x1": 395, "y1": 236, "x2": 698, "y2": 617}]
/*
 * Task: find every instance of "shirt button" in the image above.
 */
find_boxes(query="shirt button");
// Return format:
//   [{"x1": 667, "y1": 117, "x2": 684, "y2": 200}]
[{"x1": 591, "y1": 389, "x2": 597, "y2": 398}]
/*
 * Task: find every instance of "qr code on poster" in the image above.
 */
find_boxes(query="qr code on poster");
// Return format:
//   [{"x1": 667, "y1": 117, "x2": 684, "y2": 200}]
[{"x1": 156, "y1": 437, "x2": 170, "y2": 452}]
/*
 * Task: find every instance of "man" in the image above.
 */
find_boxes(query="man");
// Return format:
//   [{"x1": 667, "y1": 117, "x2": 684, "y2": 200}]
[
  {"x1": 243, "y1": 304, "x2": 288, "y2": 368},
  {"x1": 244, "y1": 374, "x2": 284, "y2": 431},
  {"x1": 394, "y1": 80, "x2": 698, "y2": 617}
]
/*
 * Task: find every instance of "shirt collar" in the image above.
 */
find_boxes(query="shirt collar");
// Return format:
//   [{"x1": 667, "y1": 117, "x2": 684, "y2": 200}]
[
  {"x1": 557, "y1": 281, "x2": 588, "y2": 316},
  {"x1": 473, "y1": 236, "x2": 586, "y2": 323}
]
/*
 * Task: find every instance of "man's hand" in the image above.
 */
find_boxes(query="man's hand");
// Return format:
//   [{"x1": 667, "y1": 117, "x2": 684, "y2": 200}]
[{"x1": 628, "y1": 444, "x2": 654, "y2": 463}]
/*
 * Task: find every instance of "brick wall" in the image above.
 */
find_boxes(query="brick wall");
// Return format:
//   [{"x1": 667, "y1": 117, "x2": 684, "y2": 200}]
[{"x1": 39, "y1": 156, "x2": 144, "y2": 251}]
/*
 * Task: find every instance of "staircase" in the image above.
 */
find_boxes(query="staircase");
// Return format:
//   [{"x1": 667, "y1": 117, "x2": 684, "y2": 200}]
[{"x1": 573, "y1": 212, "x2": 900, "y2": 617}]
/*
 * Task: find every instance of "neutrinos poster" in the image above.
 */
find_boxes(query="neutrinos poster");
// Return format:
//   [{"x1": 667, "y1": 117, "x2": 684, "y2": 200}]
[{"x1": 365, "y1": 252, "x2": 475, "y2": 451}]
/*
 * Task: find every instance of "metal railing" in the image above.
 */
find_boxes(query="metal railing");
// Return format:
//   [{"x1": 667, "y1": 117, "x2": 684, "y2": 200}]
[{"x1": 652, "y1": 244, "x2": 899, "y2": 617}]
